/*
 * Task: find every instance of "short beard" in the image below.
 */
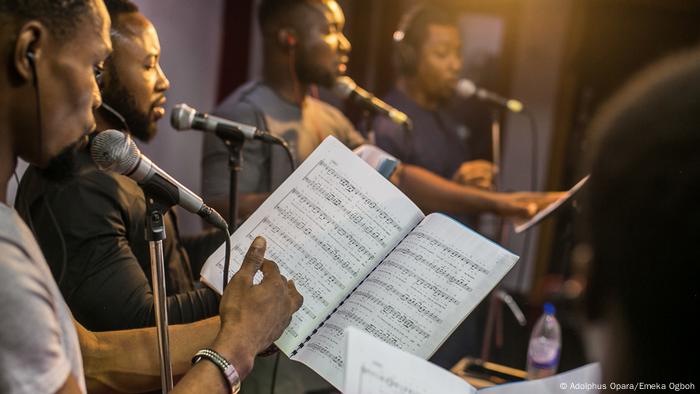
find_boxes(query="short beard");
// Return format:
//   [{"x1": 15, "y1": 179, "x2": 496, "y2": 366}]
[
  {"x1": 101, "y1": 67, "x2": 155, "y2": 142},
  {"x1": 38, "y1": 138, "x2": 85, "y2": 182}
]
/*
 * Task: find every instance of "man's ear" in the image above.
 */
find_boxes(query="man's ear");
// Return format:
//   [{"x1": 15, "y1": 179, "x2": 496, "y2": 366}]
[{"x1": 13, "y1": 21, "x2": 47, "y2": 82}]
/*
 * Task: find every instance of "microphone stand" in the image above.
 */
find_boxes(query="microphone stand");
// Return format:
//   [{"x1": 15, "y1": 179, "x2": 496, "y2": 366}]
[
  {"x1": 144, "y1": 195, "x2": 174, "y2": 393},
  {"x1": 480, "y1": 109, "x2": 527, "y2": 363},
  {"x1": 219, "y1": 129, "x2": 245, "y2": 230}
]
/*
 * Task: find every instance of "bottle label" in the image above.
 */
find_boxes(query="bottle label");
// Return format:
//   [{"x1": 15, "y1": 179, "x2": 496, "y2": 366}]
[{"x1": 527, "y1": 337, "x2": 560, "y2": 369}]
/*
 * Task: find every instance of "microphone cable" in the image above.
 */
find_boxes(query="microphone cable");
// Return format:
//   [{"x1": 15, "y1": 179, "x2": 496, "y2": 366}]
[
  {"x1": 522, "y1": 108, "x2": 539, "y2": 192},
  {"x1": 44, "y1": 197, "x2": 68, "y2": 285},
  {"x1": 515, "y1": 108, "x2": 540, "y2": 290},
  {"x1": 22, "y1": 55, "x2": 71, "y2": 287},
  {"x1": 270, "y1": 352, "x2": 281, "y2": 394},
  {"x1": 99, "y1": 102, "x2": 132, "y2": 134},
  {"x1": 221, "y1": 225, "x2": 232, "y2": 291},
  {"x1": 274, "y1": 136, "x2": 297, "y2": 173}
]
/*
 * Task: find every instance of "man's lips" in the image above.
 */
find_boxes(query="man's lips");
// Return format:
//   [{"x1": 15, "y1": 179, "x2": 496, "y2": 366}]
[{"x1": 152, "y1": 97, "x2": 167, "y2": 119}]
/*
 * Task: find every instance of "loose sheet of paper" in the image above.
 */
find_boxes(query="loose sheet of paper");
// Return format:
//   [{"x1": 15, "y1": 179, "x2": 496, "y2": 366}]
[
  {"x1": 479, "y1": 363, "x2": 601, "y2": 394},
  {"x1": 343, "y1": 326, "x2": 477, "y2": 394},
  {"x1": 293, "y1": 213, "x2": 518, "y2": 388},
  {"x1": 514, "y1": 175, "x2": 589, "y2": 233},
  {"x1": 200, "y1": 136, "x2": 424, "y2": 354}
]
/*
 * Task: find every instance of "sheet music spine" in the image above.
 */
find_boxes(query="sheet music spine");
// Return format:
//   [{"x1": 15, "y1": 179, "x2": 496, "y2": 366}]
[{"x1": 290, "y1": 220, "x2": 422, "y2": 357}]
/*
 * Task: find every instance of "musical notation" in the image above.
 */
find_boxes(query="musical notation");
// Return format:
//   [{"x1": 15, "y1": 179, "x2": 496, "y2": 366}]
[
  {"x1": 344, "y1": 327, "x2": 478, "y2": 394},
  {"x1": 391, "y1": 247, "x2": 473, "y2": 293},
  {"x1": 358, "y1": 365, "x2": 425, "y2": 394},
  {"x1": 314, "y1": 160, "x2": 404, "y2": 232},
  {"x1": 293, "y1": 214, "x2": 519, "y2": 388},
  {"x1": 411, "y1": 231, "x2": 490, "y2": 275},
  {"x1": 202, "y1": 140, "x2": 423, "y2": 355}
]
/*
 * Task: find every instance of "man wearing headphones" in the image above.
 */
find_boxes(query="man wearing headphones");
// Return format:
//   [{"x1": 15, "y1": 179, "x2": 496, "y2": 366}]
[
  {"x1": 16, "y1": 0, "x2": 223, "y2": 332},
  {"x1": 374, "y1": 5, "x2": 494, "y2": 189},
  {"x1": 202, "y1": 0, "x2": 560, "y2": 228}
]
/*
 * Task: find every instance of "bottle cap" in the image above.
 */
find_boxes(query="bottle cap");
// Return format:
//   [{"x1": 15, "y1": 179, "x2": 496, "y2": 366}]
[{"x1": 544, "y1": 302, "x2": 556, "y2": 315}]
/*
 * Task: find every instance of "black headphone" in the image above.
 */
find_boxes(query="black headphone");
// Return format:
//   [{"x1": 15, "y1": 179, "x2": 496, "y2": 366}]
[{"x1": 392, "y1": 5, "x2": 426, "y2": 76}]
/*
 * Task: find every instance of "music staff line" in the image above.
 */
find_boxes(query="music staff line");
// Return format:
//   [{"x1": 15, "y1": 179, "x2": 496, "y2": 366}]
[
  {"x1": 271, "y1": 190, "x2": 377, "y2": 262},
  {"x1": 392, "y1": 247, "x2": 475, "y2": 293},
  {"x1": 314, "y1": 159, "x2": 404, "y2": 232},
  {"x1": 411, "y1": 231, "x2": 490, "y2": 275},
  {"x1": 301, "y1": 178, "x2": 392, "y2": 248}
]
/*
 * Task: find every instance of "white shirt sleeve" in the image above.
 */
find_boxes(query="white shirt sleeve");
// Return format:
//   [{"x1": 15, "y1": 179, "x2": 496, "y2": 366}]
[{"x1": 0, "y1": 243, "x2": 73, "y2": 394}]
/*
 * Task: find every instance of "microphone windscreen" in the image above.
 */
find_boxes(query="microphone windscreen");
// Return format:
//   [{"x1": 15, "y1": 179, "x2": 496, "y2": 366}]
[
  {"x1": 90, "y1": 129, "x2": 140, "y2": 174},
  {"x1": 455, "y1": 79, "x2": 477, "y2": 99},
  {"x1": 332, "y1": 76, "x2": 357, "y2": 99},
  {"x1": 171, "y1": 103, "x2": 196, "y2": 130}
]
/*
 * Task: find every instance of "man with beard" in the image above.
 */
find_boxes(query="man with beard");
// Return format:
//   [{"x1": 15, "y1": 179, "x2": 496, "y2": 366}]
[
  {"x1": 374, "y1": 5, "x2": 494, "y2": 188},
  {"x1": 0, "y1": 1, "x2": 302, "y2": 393},
  {"x1": 202, "y1": 0, "x2": 558, "y2": 226},
  {"x1": 16, "y1": 0, "x2": 223, "y2": 332}
]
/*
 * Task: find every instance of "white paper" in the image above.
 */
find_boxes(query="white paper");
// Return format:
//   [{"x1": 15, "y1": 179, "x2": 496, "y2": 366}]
[
  {"x1": 479, "y1": 363, "x2": 601, "y2": 394},
  {"x1": 293, "y1": 213, "x2": 518, "y2": 388},
  {"x1": 514, "y1": 175, "x2": 589, "y2": 233},
  {"x1": 200, "y1": 136, "x2": 424, "y2": 354},
  {"x1": 343, "y1": 327, "x2": 477, "y2": 394}
]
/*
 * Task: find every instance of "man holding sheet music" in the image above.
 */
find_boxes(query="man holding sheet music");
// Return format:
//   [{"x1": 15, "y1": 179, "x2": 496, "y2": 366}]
[
  {"x1": 0, "y1": 1, "x2": 302, "y2": 393},
  {"x1": 201, "y1": 0, "x2": 561, "y2": 224}
]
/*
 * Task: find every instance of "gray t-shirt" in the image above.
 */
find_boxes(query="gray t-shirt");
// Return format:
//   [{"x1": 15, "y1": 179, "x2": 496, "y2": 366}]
[
  {"x1": 201, "y1": 82, "x2": 366, "y2": 201},
  {"x1": 0, "y1": 203, "x2": 85, "y2": 394}
]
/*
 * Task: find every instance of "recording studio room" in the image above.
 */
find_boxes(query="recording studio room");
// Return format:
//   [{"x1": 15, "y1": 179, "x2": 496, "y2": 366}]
[{"x1": 1, "y1": 1, "x2": 698, "y2": 393}]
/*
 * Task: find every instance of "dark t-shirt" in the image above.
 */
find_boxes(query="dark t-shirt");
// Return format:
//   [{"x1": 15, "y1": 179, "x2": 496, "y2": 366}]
[
  {"x1": 16, "y1": 146, "x2": 221, "y2": 331},
  {"x1": 373, "y1": 89, "x2": 472, "y2": 179}
]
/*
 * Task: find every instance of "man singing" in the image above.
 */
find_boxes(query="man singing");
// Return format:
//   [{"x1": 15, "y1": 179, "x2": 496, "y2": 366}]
[
  {"x1": 202, "y1": 0, "x2": 560, "y2": 224},
  {"x1": 0, "y1": 1, "x2": 301, "y2": 393},
  {"x1": 17, "y1": 0, "x2": 222, "y2": 331}
]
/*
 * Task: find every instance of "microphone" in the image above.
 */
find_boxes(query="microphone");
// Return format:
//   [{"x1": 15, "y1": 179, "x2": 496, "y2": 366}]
[
  {"x1": 455, "y1": 79, "x2": 524, "y2": 113},
  {"x1": 171, "y1": 103, "x2": 280, "y2": 144},
  {"x1": 333, "y1": 76, "x2": 412, "y2": 129},
  {"x1": 90, "y1": 129, "x2": 227, "y2": 230}
]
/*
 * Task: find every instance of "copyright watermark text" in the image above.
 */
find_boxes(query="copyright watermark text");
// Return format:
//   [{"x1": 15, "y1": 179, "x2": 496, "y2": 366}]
[{"x1": 558, "y1": 382, "x2": 695, "y2": 391}]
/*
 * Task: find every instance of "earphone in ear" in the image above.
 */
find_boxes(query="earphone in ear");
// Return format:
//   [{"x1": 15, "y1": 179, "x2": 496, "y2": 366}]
[
  {"x1": 26, "y1": 49, "x2": 36, "y2": 74},
  {"x1": 278, "y1": 29, "x2": 297, "y2": 48}
]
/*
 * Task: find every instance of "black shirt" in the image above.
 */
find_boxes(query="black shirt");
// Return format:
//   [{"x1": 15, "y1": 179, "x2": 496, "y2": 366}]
[
  {"x1": 16, "y1": 146, "x2": 221, "y2": 331},
  {"x1": 373, "y1": 89, "x2": 471, "y2": 179}
]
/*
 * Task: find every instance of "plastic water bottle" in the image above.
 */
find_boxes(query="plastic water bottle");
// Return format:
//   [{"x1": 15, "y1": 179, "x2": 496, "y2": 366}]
[{"x1": 526, "y1": 302, "x2": 561, "y2": 379}]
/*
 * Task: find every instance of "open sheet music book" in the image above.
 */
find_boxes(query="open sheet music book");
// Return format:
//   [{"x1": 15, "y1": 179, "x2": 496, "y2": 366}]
[{"x1": 200, "y1": 136, "x2": 519, "y2": 389}]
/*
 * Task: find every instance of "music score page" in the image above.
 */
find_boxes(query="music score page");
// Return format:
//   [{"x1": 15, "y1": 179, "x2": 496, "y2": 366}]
[
  {"x1": 292, "y1": 213, "x2": 518, "y2": 388},
  {"x1": 200, "y1": 136, "x2": 424, "y2": 354}
]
